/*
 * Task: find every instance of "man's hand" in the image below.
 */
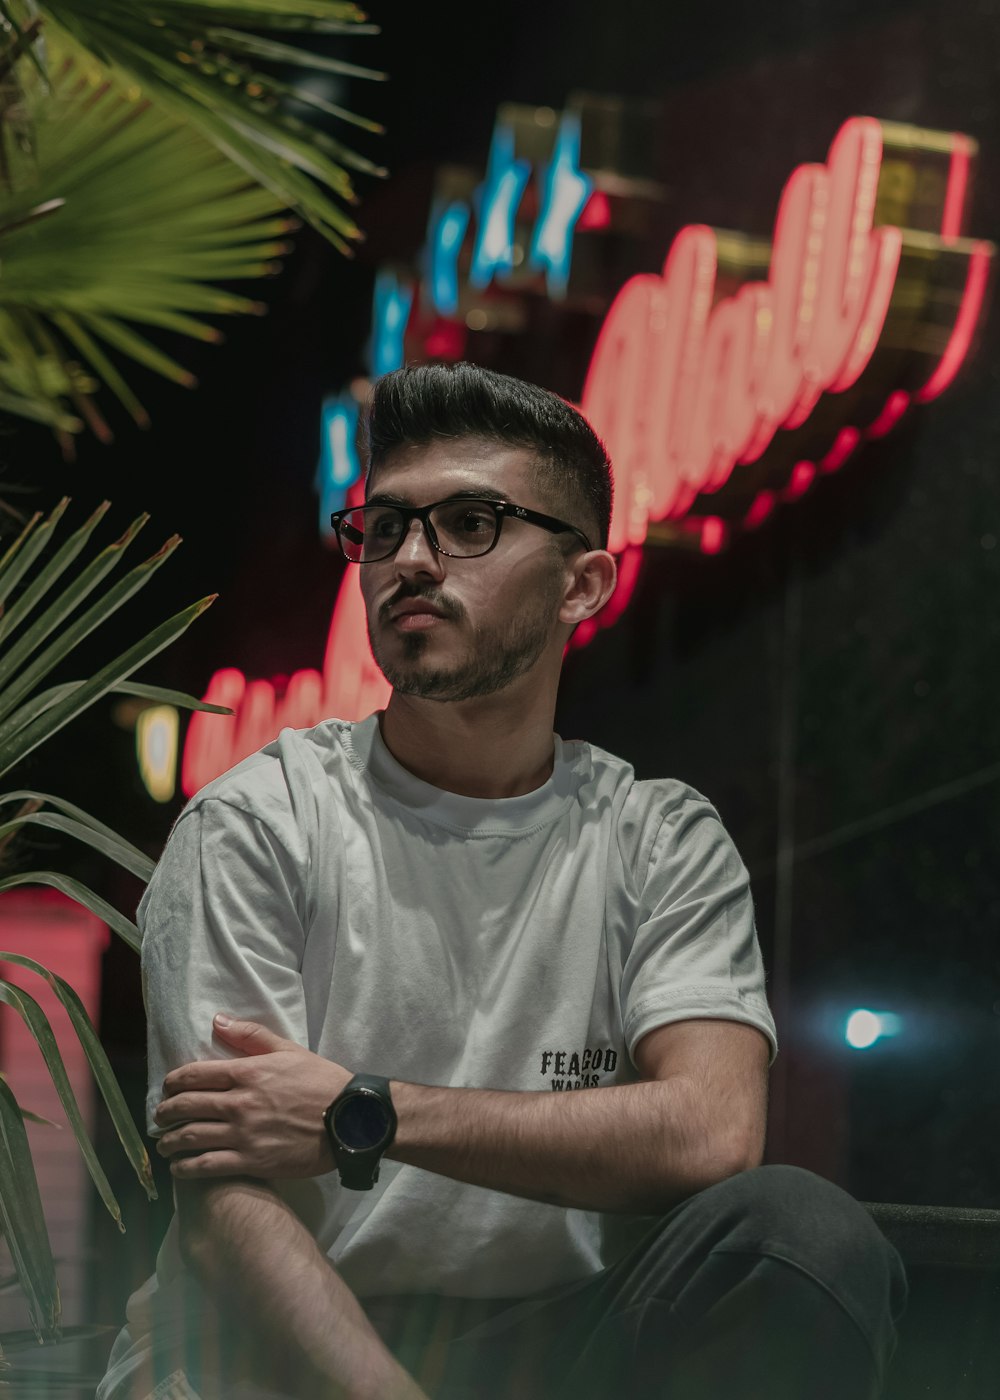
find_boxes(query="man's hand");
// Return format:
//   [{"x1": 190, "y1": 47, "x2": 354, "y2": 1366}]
[{"x1": 154, "y1": 1014, "x2": 353, "y2": 1179}]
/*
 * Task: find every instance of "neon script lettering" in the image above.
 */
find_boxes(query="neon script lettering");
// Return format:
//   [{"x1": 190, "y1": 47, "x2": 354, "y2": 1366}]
[{"x1": 587, "y1": 119, "x2": 903, "y2": 552}]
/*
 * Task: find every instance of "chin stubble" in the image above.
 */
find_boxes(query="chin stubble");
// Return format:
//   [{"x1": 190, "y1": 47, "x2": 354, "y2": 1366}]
[{"x1": 368, "y1": 571, "x2": 562, "y2": 702}]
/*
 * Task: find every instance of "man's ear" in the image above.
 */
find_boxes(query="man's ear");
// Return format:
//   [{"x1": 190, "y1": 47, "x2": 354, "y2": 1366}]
[{"x1": 559, "y1": 550, "x2": 618, "y2": 627}]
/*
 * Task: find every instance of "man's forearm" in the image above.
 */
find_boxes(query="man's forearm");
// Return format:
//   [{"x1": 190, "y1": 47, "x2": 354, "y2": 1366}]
[
  {"x1": 177, "y1": 1178, "x2": 427, "y2": 1400},
  {"x1": 156, "y1": 1018, "x2": 769, "y2": 1209},
  {"x1": 387, "y1": 1076, "x2": 758, "y2": 1214}
]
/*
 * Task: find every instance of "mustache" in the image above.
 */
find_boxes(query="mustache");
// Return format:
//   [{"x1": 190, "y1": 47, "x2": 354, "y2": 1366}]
[{"x1": 380, "y1": 584, "x2": 463, "y2": 622}]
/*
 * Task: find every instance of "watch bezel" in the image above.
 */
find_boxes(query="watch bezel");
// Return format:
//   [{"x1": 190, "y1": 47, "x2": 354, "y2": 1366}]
[{"x1": 328, "y1": 1086, "x2": 395, "y2": 1155}]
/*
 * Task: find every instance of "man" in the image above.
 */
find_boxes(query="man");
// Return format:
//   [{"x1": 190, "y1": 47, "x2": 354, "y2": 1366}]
[{"x1": 100, "y1": 363, "x2": 905, "y2": 1400}]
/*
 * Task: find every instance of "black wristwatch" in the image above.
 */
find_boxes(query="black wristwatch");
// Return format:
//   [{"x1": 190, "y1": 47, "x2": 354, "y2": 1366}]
[{"x1": 323, "y1": 1074, "x2": 397, "y2": 1190}]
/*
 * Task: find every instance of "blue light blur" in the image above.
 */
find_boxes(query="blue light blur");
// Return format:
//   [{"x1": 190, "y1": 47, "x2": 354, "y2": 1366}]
[
  {"x1": 529, "y1": 113, "x2": 593, "y2": 298},
  {"x1": 469, "y1": 121, "x2": 531, "y2": 290},
  {"x1": 316, "y1": 392, "x2": 361, "y2": 535},
  {"x1": 369, "y1": 270, "x2": 413, "y2": 378},
  {"x1": 429, "y1": 201, "x2": 471, "y2": 316}
]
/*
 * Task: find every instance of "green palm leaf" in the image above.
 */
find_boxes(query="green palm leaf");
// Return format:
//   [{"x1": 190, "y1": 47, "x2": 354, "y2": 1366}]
[
  {"x1": 0, "y1": 1073, "x2": 60, "y2": 1128},
  {"x1": 0, "y1": 809, "x2": 155, "y2": 880},
  {"x1": 0, "y1": 500, "x2": 70, "y2": 611},
  {"x1": 0, "y1": 953, "x2": 155, "y2": 1196},
  {"x1": 0, "y1": 514, "x2": 172, "y2": 724},
  {"x1": 0, "y1": 979, "x2": 126, "y2": 1230},
  {"x1": 0, "y1": 590, "x2": 218, "y2": 777},
  {"x1": 0, "y1": 499, "x2": 108, "y2": 647},
  {"x1": 0, "y1": 790, "x2": 154, "y2": 878},
  {"x1": 112, "y1": 681, "x2": 234, "y2": 714},
  {"x1": 0, "y1": 1075, "x2": 60, "y2": 1340},
  {"x1": 0, "y1": 872, "x2": 140, "y2": 948},
  {"x1": 38, "y1": 1, "x2": 385, "y2": 244},
  {"x1": 0, "y1": 35, "x2": 302, "y2": 434}
]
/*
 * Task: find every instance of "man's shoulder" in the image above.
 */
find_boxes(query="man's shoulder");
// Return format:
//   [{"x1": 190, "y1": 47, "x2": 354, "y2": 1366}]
[
  {"x1": 176, "y1": 717, "x2": 358, "y2": 832},
  {"x1": 575, "y1": 735, "x2": 713, "y2": 820}
]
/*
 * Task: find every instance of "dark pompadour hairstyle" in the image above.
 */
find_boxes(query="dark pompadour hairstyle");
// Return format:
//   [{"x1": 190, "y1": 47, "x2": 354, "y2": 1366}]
[{"x1": 362, "y1": 362, "x2": 613, "y2": 551}]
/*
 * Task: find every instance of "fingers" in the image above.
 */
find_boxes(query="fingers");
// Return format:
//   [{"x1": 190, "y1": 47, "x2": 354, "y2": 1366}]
[
  {"x1": 169, "y1": 1149, "x2": 248, "y2": 1179},
  {"x1": 163, "y1": 1061, "x2": 240, "y2": 1096},
  {"x1": 157, "y1": 1121, "x2": 232, "y2": 1159},
  {"x1": 212, "y1": 1016, "x2": 292, "y2": 1054},
  {"x1": 155, "y1": 1091, "x2": 227, "y2": 1126}
]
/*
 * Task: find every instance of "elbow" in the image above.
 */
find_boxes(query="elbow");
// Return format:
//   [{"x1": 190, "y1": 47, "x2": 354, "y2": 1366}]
[
  {"x1": 177, "y1": 1212, "x2": 217, "y2": 1283},
  {"x1": 670, "y1": 1130, "x2": 763, "y2": 1204},
  {"x1": 698, "y1": 1130, "x2": 765, "y2": 1190}
]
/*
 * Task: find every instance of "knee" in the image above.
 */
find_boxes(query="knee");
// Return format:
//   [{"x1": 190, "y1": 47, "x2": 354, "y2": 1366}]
[{"x1": 693, "y1": 1165, "x2": 906, "y2": 1319}]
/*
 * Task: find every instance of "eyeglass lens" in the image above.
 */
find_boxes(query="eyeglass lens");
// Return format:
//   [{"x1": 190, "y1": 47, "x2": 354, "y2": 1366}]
[{"x1": 338, "y1": 501, "x2": 499, "y2": 561}]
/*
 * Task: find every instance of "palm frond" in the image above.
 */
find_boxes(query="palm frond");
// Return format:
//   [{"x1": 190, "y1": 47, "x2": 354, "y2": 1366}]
[
  {"x1": 1, "y1": 953, "x2": 156, "y2": 1196},
  {"x1": 27, "y1": 1, "x2": 385, "y2": 243},
  {"x1": 0, "y1": 1075, "x2": 60, "y2": 1340},
  {"x1": 0, "y1": 978, "x2": 127, "y2": 1231},
  {"x1": 0, "y1": 36, "x2": 304, "y2": 435},
  {"x1": 0, "y1": 495, "x2": 220, "y2": 897}
]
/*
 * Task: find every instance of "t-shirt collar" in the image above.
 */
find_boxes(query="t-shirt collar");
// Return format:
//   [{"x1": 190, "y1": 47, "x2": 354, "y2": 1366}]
[{"x1": 345, "y1": 711, "x2": 582, "y2": 835}]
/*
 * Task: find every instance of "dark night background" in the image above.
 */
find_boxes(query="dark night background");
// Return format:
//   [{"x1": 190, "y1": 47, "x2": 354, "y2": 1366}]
[{"x1": 2, "y1": 0, "x2": 999, "y2": 1377}]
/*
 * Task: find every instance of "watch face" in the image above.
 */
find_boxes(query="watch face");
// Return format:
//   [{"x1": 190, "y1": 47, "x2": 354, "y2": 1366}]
[{"x1": 335, "y1": 1093, "x2": 391, "y2": 1150}]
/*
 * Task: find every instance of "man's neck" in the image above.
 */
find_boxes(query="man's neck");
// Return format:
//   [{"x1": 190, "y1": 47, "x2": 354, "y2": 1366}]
[{"x1": 377, "y1": 691, "x2": 557, "y2": 799}]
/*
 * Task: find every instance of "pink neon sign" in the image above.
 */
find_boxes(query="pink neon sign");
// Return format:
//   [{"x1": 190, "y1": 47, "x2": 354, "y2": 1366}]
[{"x1": 183, "y1": 117, "x2": 993, "y2": 795}]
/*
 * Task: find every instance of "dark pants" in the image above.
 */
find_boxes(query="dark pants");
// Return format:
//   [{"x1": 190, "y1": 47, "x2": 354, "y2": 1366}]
[{"x1": 364, "y1": 1166, "x2": 908, "y2": 1400}]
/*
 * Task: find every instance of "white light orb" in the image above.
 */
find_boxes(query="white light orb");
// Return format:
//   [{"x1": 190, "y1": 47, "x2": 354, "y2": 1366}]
[{"x1": 845, "y1": 1009, "x2": 882, "y2": 1049}]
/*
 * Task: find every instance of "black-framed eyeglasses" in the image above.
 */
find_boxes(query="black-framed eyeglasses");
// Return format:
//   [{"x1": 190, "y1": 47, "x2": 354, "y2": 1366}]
[{"x1": 328, "y1": 497, "x2": 593, "y2": 564}]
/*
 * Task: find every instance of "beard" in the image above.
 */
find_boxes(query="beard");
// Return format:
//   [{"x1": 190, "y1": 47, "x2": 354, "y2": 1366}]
[{"x1": 367, "y1": 567, "x2": 563, "y2": 702}]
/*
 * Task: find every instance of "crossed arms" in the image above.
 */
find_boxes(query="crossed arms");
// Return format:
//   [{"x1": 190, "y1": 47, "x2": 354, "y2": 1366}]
[
  {"x1": 158, "y1": 1016, "x2": 768, "y2": 1398},
  {"x1": 156, "y1": 1014, "x2": 770, "y2": 1212}
]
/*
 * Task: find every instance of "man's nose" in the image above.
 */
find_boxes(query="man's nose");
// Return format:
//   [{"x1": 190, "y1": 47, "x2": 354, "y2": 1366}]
[{"x1": 394, "y1": 517, "x2": 445, "y2": 575}]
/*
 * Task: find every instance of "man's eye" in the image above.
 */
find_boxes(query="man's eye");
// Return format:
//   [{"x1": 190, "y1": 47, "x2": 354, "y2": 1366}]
[{"x1": 438, "y1": 506, "x2": 492, "y2": 534}]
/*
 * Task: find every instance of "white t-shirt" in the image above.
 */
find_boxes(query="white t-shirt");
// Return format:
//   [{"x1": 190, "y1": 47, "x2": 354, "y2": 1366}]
[{"x1": 99, "y1": 712, "x2": 777, "y2": 1396}]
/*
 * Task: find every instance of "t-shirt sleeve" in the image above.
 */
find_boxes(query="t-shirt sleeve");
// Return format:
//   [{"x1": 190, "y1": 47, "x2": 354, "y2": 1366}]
[
  {"x1": 139, "y1": 795, "x2": 310, "y2": 1137},
  {"x1": 621, "y1": 791, "x2": 778, "y2": 1067}
]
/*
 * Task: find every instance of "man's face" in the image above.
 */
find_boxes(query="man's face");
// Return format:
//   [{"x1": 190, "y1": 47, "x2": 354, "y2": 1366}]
[{"x1": 359, "y1": 438, "x2": 578, "y2": 703}]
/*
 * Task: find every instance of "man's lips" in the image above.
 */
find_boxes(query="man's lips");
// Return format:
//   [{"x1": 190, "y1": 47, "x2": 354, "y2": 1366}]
[
  {"x1": 386, "y1": 599, "x2": 451, "y2": 630},
  {"x1": 389, "y1": 599, "x2": 447, "y2": 620}
]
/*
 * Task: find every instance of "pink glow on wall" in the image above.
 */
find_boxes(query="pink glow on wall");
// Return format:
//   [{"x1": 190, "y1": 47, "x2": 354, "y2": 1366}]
[{"x1": 0, "y1": 891, "x2": 108, "y2": 1325}]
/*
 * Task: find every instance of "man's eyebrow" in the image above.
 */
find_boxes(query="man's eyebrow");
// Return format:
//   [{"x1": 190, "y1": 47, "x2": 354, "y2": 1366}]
[{"x1": 365, "y1": 487, "x2": 509, "y2": 506}]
